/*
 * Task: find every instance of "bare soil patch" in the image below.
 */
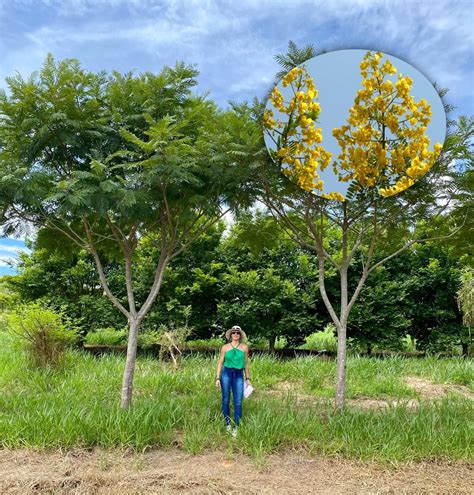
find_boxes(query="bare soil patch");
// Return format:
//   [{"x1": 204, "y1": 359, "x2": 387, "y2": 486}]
[
  {"x1": 263, "y1": 377, "x2": 473, "y2": 411},
  {"x1": 346, "y1": 397, "x2": 421, "y2": 410},
  {"x1": 1, "y1": 448, "x2": 472, "y2": 494},
  {"x1": 405, "y1": 376, "x2": 474, "y2": 400}
]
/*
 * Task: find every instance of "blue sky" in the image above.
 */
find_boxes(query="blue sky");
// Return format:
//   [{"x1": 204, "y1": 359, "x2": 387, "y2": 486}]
[{"x1": 1, "y1": 0, "x2": 473, "y2": 274}]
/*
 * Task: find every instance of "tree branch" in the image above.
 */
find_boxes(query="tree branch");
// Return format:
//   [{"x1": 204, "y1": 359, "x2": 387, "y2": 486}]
[{"x1": 82, "y1": 217, "x2": 129, "y2": 319}]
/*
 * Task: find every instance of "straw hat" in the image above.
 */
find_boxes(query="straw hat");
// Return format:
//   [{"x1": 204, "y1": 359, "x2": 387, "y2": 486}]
[{"x1": 225, "y1": 325, "x2": 247, "y2": 340}]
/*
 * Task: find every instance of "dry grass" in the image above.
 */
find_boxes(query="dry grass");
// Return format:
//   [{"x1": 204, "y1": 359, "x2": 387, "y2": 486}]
[
  {"x1": 405, "y1": 376, "x2": 474, "y2": 400},
  {"x1": 1, "y1": 447, "x2": 473, "y2": 494}
]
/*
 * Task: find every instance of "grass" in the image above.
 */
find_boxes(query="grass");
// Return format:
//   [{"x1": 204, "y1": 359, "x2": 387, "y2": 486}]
[{"x1": 0, "y1": 332, "x2": 472, "y2": 463}]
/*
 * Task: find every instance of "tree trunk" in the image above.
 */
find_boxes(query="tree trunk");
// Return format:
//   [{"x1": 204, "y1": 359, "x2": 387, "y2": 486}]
[
  {"x1": 269, "y1": 334, "x2": 277, "y2": 351},
  {"x1": 121, "y1": 318, "x2": 140, "y2": 409},
  {"x1": 461, "y1": 342, "x2": 469, "y2": 357},
  {"x1": 335, "y1": 323, "x2": 347, "y2": 410},
  {"x1": 367, "y1": 342, "x2": 372, "y2": 356},
  {"x1": 120, "y1": 249, "x2": 169, "y2": 408}
]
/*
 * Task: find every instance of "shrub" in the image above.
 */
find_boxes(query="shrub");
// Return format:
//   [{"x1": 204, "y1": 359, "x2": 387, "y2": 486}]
[
  {"x1": 299, "y1": 324, "x2": 338, "y2": 352},
  {"x1": 246, "y1": 337, "x2": 268, "y2": 349},
  {"x1": 137, "y1": 329, "x2": 162, "y2": 349},
  {"x1": 6, "y1": 303, "x2": 78, "y2": 368},
  {"x1": 138, "y1": 323, "x2": 192, "y2": 368},
  {"x1": 184, "y1": 337, "x2": 224, "y2": 350},
  {"x1": 84, "y1": 327, "x2": 127, "y2": 346}
]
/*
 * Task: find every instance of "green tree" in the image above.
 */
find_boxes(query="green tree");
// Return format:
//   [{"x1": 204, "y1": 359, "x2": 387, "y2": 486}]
[
  {"x1": 0, "y1": 56, "x2": 259, "y2": 408},
  {"x1": 347, "y1": 264, "x2": 410, "y2": 354},
  {"x1": 258, "y1": 44, "x2": 472, "y2": 409},
  {"x1": 136, "y1": 223, "x2": 226, "y2": 337},
  {"x1": 218, "y1": 266, "x2": 314, "y2": 349},
  {"x1": 6, "y1": 240, "x2": 125, "y2": 333},
  {"x1": 402, "y1": 245, "x2": 465, "y2": 353},
  {"x1": 217, "y1": 212, "x2": 320, "y2": 348}
]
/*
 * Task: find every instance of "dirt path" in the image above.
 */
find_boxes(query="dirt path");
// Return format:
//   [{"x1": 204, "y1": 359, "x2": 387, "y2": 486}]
[{"x1": 1, "y1": 448, "x2": 472, "y2": 494}]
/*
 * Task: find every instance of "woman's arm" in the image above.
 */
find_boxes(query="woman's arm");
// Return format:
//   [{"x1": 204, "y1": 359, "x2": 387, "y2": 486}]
[
  {"x1": 244, "y1": 346, "x2": 251, "y2": 384},
  {"x1": 215, "y1": 345, "x2": 226, "y2": 388}
]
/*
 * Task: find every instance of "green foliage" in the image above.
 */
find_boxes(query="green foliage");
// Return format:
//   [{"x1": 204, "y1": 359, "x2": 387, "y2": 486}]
[
  {"x1": 137, "y1": 223, "x2": 225, "y2": 336},
  {"x1": 299, "y1": 324, "x2": 338, "y2": 352},
  {"x1": 84, "y1": 328, "x2": 127, "y2": 346},
  {"x1": 402, "y1": 244, "x2": 465, "y2": 352},
  {"x1": 274, "y1": 40, "x2": 317, "y2": 82},
  {"x1": 5, "y1": 303, "x2": 78, "y2": 368},
  {"x1": 348, "y1": 264, "x2": 411, "y2": 353},
  {"x1": 7, "y1": 246, "x2": 126, "y2": 333},
  {"x1": 457, "y1": 267, "x2": 473, "y2": 330},
  {"x1": 184, "y1": 337, "x2": 224, "y2": 350},
  {"x1": 0, "y1": 277, "x2": 19, "y2": 311},
  {"x1": 217, "y1": 212, "x2": 320, "y2": 348},
  {"x1": 0, "y1": 54, "x2": 261, "y2": 340}
]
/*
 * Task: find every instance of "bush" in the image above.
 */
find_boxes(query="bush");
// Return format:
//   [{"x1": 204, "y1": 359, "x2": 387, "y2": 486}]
[
  {"x1": 6, "y1": 303, "x2": 78, "y2": 368},
  {"x1": 137, "y1": 329, "x2": 162, "y2": 349},
  {"x1": 184, "y1": 337, "x2": 224, "y2": 350},
  {"x1": 137, "y1": 322, "x2": 192, "y2": 367},
  {"x1": 299, "y1": 324, "x2": 338, "y2": 352},
  {"x1": 84, "y1": 327, "x2": 127, "y2": 346},
  {"x1": 246, "y1": 337, "x2": 268, "y2": 349}
]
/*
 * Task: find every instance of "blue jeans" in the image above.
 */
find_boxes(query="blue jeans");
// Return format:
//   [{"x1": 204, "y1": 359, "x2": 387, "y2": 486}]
[{"x1": 221, "y1": 367, "x2": 244, "y2": 426}]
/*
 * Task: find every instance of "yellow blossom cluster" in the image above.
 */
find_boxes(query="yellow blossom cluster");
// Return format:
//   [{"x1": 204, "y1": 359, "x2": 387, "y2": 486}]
[
  {"x1": 264, "y1": 66, "x2": 334, "y2": 194},
  {"x1": 321, "y1": 191, "x2": 346, "y2": 201},
  {"x1": 332, "y1": 51, "x2": 443, "y2": 197}
]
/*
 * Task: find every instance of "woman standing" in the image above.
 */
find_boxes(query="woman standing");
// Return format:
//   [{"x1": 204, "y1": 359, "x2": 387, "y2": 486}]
[{"x1": 215, "y1": 325, "x2": 251, "y2": 437}]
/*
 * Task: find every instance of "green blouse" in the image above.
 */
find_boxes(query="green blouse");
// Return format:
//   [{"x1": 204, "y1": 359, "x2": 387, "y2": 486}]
[{"x1": 223, "y1": 343, "x2": 245, "y2": 369}]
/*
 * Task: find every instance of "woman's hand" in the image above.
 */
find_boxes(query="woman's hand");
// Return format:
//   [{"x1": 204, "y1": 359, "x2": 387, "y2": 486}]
[
  {"x1": 215, "y1": 378, "x2": 221, "y2": 389},
  {"x1": 245, "y1": 378, "x2": 251, "y2": 386}
]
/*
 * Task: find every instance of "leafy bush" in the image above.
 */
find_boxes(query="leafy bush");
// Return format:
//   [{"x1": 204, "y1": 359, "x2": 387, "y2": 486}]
[
  {"x1": 84, "y1": 327, "x2": 127, "y2": 346},
  {"x1": 246, "y1": 337, "x2": 269, "y2": 349},
  {"x1": 184, "y1": 337, "x2": 224, "y2": 350},
  {"x1": 401, "y1": 335, "x2": 417, "y2": 352},
  {"x1": 299, "y1": 324, "x2": 338, "y2": 352},
  {"x1": 137, "y1": 329, "x2": 162, "y2": 349},
  {"x1": 275, "y1": 336, "x2": 287, "y2": 349},
  {"x1": 6, "y1": 303, "x2": 78, "y2": 368}
]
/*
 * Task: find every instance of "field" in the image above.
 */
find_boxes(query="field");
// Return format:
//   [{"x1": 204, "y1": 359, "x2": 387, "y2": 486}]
[{"x1": 0, "y1": 333, "x2": 473, "y2": 493}]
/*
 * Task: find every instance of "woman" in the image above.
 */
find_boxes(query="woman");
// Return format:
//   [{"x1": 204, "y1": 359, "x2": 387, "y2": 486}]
[{"x1": 215, "y1": 325, "x2": 251, "y2": 436}]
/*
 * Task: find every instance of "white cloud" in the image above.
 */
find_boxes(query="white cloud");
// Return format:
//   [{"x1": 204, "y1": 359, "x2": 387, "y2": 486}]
[
  {"x1": 0, "y1": 245, "x2": 30, "y2": 255},
  {"x1": 0, "y1": 256, "x2": 19, "y2": 267},
  {"x1": 1, "y1": 0, "x2": 473, "y2": 111}
]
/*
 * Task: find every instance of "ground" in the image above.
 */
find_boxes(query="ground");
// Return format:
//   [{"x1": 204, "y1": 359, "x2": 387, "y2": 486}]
[{"x1": 1, "y1": 448, "x2": 473, "y2": 494}]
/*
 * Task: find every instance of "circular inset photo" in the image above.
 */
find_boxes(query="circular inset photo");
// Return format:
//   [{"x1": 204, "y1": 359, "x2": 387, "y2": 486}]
[{"x1": 263, "y1": 49, "x2": 446, "y2": 200}]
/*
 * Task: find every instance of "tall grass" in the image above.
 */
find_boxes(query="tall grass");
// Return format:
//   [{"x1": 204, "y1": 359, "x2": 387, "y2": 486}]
[{"x1": 0, "y1": 332, "x2": 472, "y2": 462}]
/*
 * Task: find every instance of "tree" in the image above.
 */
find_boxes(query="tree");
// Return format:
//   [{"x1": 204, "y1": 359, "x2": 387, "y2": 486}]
[
  {"x1": 136, "y1": 222, "x2": 226, "y2": 338},
  {"x1": 259, "y1": 46, "x2": 470, "y2": 409},
  {"x1": 217, "y1": 211, "x2": 320, "y2": 348},
  {"x1": 347, "y1": 263, "x2": 410, "y2": 354},
  {"x1": 403, "y1": 245, "x2": 465, "y2": 353},
  {"x1": 0, "y1": 56, "x2": 260, "y2": 407},
  {"x1": 218, "y1": 266, "x2": 314, "y2": 349},
  {"x1": 6, "y1": 239, "x2": 126, "y2": 333},
  {"x1": 456, "y1": 267, "x2": 473, "y2": 356}
]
